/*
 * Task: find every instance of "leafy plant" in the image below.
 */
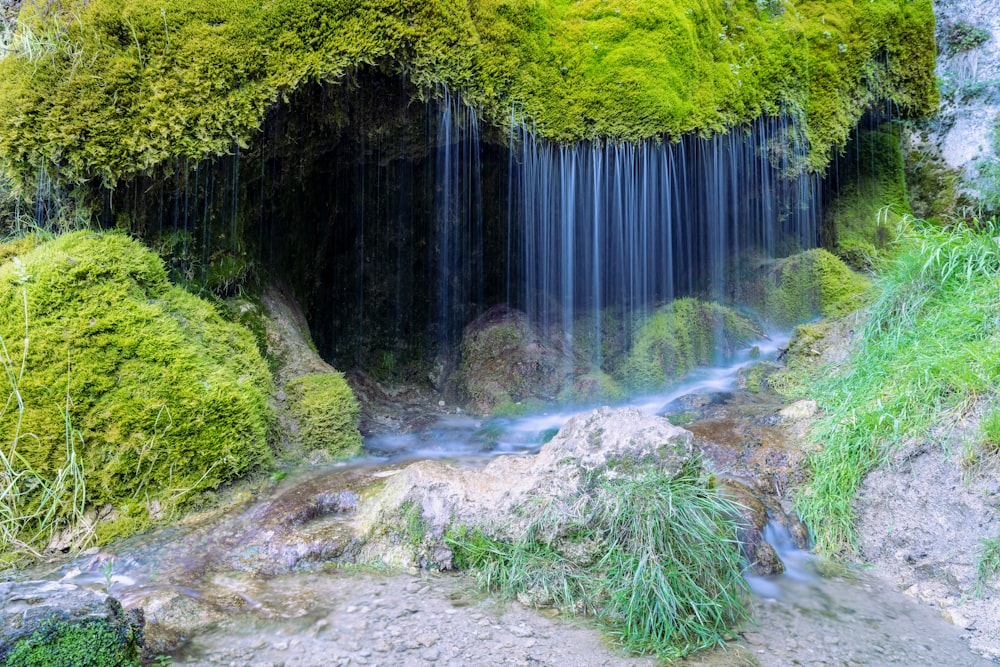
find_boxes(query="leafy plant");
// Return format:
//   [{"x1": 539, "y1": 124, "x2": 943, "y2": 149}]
[{"x1": 943, "y1": 21, "x2": 991, "y2": 56}]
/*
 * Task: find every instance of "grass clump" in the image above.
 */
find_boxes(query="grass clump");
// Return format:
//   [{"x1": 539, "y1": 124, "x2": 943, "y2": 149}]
[
  {"x1": 623, "y1": 299, "x2": 760, "y2": 392},
  {"x1": 975, "y1": 534, "x2": 1000, "y2": 598},
  {"x1": 0, "y1": 231, "x2": 272, "y2": 555},
  {"x1": 447, "y1": 461, "x2": 749, "y2": 659},
  {"x1": 796, "y1": 217, "x2": 1000, "y2": 555},
  {"x1": 284, "y1": 372, "x2": 362, "y2": 458}
]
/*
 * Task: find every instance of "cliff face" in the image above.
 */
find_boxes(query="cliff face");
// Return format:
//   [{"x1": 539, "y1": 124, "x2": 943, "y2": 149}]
[
  {"x1": 0, "y1": 0, "x2": 936, "y2": 186},
  {"x1": 925, "y1": 0, "x2": 1000, "y2": 207}
]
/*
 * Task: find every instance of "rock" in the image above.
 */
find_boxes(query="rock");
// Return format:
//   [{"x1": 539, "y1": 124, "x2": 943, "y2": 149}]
[
  {"x1": 354, "y1": 407, "x2": 695, "y2": 564},
  {"x1": 452, "y1": 304, "x2": 568, "y2": 414},
  {"x1": 779, "y1": 399, "x2": 818, "y2": 420},
  {"x1": 0, "y1": 580, "x2": 144, "y2": 665}
]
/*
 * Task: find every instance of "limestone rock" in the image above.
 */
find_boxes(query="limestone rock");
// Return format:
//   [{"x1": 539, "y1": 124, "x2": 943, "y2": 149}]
[{"x1": 354, "y1": 407, "x2": 695, "y2": 565}]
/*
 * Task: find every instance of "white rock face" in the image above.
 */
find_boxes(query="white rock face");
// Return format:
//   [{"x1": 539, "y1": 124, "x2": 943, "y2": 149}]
[{"x1": 929, "y1": 0, "x2": 1000, "y2": 195}]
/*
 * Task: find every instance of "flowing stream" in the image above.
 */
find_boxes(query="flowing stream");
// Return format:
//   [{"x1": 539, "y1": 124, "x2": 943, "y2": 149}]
[{"x1": 17, "y1": 338, "x2": 994, "y2": 666}]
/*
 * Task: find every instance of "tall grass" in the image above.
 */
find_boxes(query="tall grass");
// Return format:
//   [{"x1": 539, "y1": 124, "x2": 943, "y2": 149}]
[
  {"x1": 0, "y1": 263, "x2": 91, "y2": 567},
  {"x1": 447, "y1": 461, "x2": 750, "y2": 659},
  {"x1": 796, "y1": 217, "x2": 1000, "y2": 555}
]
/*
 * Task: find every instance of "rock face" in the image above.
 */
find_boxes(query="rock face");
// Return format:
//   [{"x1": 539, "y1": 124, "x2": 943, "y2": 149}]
[
  {"x1": 355, "y1": 407, "x2": 695, "y2": 566},
  {"x1": 915, "y1": 0, "x2": 1000, "y2": 204},
  {"x1": 0, "y1": 581, "x2": 144, "y2": 666}
]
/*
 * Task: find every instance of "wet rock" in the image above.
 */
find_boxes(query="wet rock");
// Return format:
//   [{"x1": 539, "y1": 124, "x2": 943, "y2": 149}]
[
  {"x1": 451, "y1": 304, "x2": 568, "y2": 414},
  {"x1": 778, "y1": 399, "x2": 818, "y2": 420},
  {"x1": 0, "y1": 580, "x2": 144, "y2": 665},
  {"x1": 355, "y1": 407, "x2": 695, "y2": 566}
]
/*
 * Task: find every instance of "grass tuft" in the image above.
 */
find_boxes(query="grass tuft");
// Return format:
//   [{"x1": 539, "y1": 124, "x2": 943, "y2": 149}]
[{"x1": 447, "y1": 460, "x2": 749, "y2": 659}]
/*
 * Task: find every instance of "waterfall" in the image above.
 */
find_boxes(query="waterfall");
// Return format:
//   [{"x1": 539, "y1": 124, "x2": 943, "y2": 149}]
[
  {"x1": 509, "y1": 116, "x2": 820, "y2": 358},
  {"x1": 104, "y1": 79, "x2": 824, "y2": 375}
]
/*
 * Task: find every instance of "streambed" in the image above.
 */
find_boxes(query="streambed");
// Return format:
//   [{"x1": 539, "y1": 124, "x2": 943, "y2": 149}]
[{"x1": 14, "y1": 340, "x2": 994, "y2": 665}]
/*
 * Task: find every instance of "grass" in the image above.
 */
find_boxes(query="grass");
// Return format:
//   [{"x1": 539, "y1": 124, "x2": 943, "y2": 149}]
[
  {"x1": 0, "y1": 264, "x2": 92, "y2": 567},
  {"x1": 975, "y1": 534, "x2": 1000, "y2": 598},
  {"x1": 447, "y1": 460, "x2": 749, "y2": 659},
  {"x1": 795, "y1": 216, "x2": 1000, "y2": 556}
]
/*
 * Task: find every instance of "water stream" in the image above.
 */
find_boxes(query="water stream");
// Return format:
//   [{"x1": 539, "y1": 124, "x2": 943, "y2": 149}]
[{"x1": 16, "y1": 338, "x2": 994, "y2": 665}]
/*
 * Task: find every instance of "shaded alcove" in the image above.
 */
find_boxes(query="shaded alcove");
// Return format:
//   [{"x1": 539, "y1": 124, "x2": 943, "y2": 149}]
[{"x1": 106, "y1": 66, "x2": 831, "y2": 377}]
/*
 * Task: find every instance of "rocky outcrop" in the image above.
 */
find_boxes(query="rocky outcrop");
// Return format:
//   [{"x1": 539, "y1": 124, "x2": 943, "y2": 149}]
[
  {"x1": 451, "y1": 305, "x2": 570, "y2": 415},
  {"x1": 0, "y1": 581, "x2": 144, "y2": 666},
  {"x1": 354, "y1": 407, "x2": 696, "y2": 567}
]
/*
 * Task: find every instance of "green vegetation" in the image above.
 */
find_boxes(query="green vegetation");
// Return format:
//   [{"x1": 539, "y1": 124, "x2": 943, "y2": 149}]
[
  {"x1": 284, "y1": 372, "x2": 362, "y2": 458},
  {"x1": 941, "y1": 21, "x2": 991, "y2": 56},
  {"x1": 739, "y1": 248, "x2": 870, "y2": 327},
  {"x1": 824, "y1": 126, "x2": 909, "y2": 267},
  {"x1": 0, "y1": 231, "x2": 272, "y2": 556},
  {"x1": 975, "y1": 534, "x2": 1000, "y2": 598},
  {"x1": 795, "y1": 218, "x2": 1000, "y2": 555},
  {"x1": 446, "y1": 461, "x2": 749, "y2": 659},
  {"x1": 623, "y1": 299, "x2": 760, "y2": 392},
  {"x1": 0, "y1": 0, "x2": 937, "y2": 192},
  {"x1": 0, "y1": 602, "x2": 142, "y2": 667}
]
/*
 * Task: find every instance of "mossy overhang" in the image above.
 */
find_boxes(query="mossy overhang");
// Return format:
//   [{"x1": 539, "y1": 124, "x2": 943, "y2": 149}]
[{"x1": 0, "y1": 0, "x2": 937, "y2": 187}]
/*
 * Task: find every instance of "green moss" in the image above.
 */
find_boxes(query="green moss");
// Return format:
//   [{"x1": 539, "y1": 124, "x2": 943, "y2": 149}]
[
  {"x1": 0, "y1": 231, "x2": 272, "y2": 547},
  {"x1": 1, "y1": 602, "x2": 142, "y2": 667},
  {"x1": 284, "y1": 372, "x2": 362, "y2": 458},
  {"x1": 557, "y1": 371, "x2": 626, "y2": 406},
  {"x1": 0, "y1": 0, "x2": 937, "y2": 188},
  {"x1": 623, "y1": 298, "x2": 761, "y2": 392},
  {"x1": 823, "y1": 125, "x2": 909, "y2": 267},
  {"x1": 739, "y1": 248, "x2": 869, "y2": 327}
]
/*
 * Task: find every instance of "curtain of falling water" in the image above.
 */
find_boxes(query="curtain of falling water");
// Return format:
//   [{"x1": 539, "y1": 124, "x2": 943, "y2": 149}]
[
  {"x1": 103, "y1": 82, "x2": 824, "y2": 372},
  {"x1": 510, "y1": 115, "x2": 820, "y2": 361}
]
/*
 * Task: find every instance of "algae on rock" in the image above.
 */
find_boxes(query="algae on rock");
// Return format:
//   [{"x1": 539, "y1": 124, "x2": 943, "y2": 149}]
[
  {"x1": 0, "y1": 0, "x2": 938, "y2": 190},
  {"x1": 736, "y1": 248, "x2": 870, "y2": 328}
]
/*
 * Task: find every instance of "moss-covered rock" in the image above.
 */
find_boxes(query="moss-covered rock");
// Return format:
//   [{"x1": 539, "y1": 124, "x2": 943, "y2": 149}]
[
  {"x1": 623, "y1": 298, "x2": 761, "y2": 392},
  {"x1": 0, "y1": 231, "x2": 272, "y2": 547},
  {"x1": 285, "y1": 372, "x2": 362, "y2": 459},
  {"x1": 0, "y1": 0, "x2": 937, "y2": 188},
  {"x1": 737, "y1": 248, "x2": 870, "y2": 327},
  {"x1": 455, "y1": 304, "x2": 568, "y2": 414},
  {"x1": 557, "y1": 370, "x2": 627, "y2": 407}
]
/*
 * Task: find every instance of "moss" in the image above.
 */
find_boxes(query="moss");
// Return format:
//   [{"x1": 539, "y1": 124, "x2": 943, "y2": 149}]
[
  {"x1": 284, "y1": 371, "x2": 362, "y2": 458},
  {"x1": 557, "y1": 371, "x2": 626, "y2": 406},
  {"x1": 738, "y1": 248, "x2": 869, "y2": 327},
  {"x1": 1, "y1": 601, "x2": 143, "y2": 667},
  {"x1": 623, "y1": 298, "x2": 761, "y2": 392},
  {"x1": 0, "y1": 0, "x2": 936, "y2": 188},
  {"x1": 0, "y1": 231, "x2": 272, "y2": 545},
  {"x1": 823, "y1": 125, "x2": 908, "y2": 267}
]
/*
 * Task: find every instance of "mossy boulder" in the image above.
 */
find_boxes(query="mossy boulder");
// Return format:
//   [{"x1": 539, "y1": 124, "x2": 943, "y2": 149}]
[
  {"x1": 623, "y1": 299, "x2": 761, "y2": 392},
  {"x1": 557, "y1": 370, "x2": 627, "y2": 407},
  {"x1": 737, "y1": 248, "x2": 870, "y2": 328},
  {"x1": 0, "y1": 581, "x2": 143, "y2": 667},
  {"x1": 454, "y1": 304, "x2": 567, "y2": 415},
  {"x1": 0, "y1": 231, "x2": 272, "y2": 546},
  {"x1": 823, "y1": 125, "x2": 909, "y2": 267},
  {"x1": 284, "y1": 372, "x2": 362, "y2": 459}
]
